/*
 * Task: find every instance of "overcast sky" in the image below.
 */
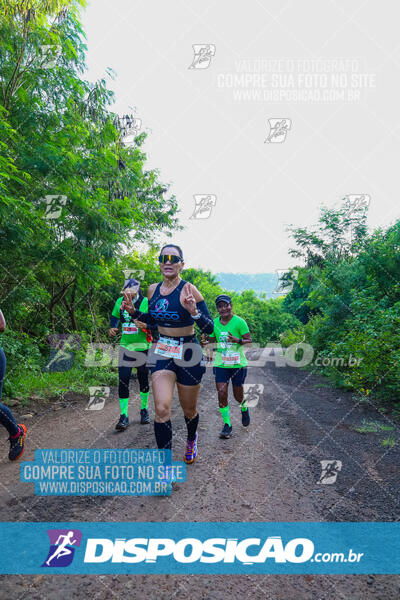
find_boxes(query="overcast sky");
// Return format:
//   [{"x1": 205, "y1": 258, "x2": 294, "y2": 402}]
[{"x1": 81, "y1": 0, "x2": 400, "y2": 274}]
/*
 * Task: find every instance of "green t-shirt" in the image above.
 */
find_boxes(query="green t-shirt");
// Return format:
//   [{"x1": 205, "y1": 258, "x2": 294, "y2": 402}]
[
  {"x1": 112, "y1": 296, "x2": 152, "y2": 352},
  {"x1": 211, "y1": 314, "x2": 250, "y2": 368}
]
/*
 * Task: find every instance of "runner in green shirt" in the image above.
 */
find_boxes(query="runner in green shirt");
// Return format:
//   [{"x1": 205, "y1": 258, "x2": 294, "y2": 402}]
[
  {"x1": 206, "y1": 294, "x2": 252, "y2": 439},
  {"x1": 109, "y1": 278, "x2": 155, "y2": 430}
]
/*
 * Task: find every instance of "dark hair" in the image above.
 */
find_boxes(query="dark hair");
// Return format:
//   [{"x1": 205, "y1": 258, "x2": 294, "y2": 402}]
[{"x1": 160, "y1": 244, "x2": 183, "y2": 260}]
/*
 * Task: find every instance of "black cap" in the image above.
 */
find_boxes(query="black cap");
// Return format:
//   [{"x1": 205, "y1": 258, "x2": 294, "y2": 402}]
[{"x1": 215, "y1": 294, "x2": 232, "y2": 306}]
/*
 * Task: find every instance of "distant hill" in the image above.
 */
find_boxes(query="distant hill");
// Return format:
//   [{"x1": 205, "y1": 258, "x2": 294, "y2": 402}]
[{"x1": 215, "y1": 272, "x2": 279, "y2": 298}]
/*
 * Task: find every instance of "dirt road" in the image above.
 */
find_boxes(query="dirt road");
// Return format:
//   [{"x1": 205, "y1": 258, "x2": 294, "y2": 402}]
[{"x1": 1, "y1": 350, "x2": 399, "y2": 599}]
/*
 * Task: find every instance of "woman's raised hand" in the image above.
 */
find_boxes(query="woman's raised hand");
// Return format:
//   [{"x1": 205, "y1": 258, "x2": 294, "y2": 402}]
[
  {"x1": 122, "y1": 290, "x2": 134, "y2": 313},
  {"x1": 183, "y1": 282, "x2": 198, "y2": 315}
]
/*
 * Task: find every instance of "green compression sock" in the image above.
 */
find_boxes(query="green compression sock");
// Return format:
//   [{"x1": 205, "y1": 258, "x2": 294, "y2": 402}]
[
  {"x1": 119, "y1": 398, "x2": 129, "y2": 416},
  {"x1": 241, "y1": 400, "x2": 248, "y2": 412},
  {"x1": 219, "y1": 405, "x2": 231, "y2": 427},
  {"x1": 140, "y1": 391, "x2": 149, "y2": 409}
]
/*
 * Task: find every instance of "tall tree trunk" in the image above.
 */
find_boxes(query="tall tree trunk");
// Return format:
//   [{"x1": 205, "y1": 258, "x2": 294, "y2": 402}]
[
  {"x1": 49, "y1": 279, "x2": 75, "y2": 331},
  {"x1": 62, "y1": 280, "x2": 78, "y2": 329}
]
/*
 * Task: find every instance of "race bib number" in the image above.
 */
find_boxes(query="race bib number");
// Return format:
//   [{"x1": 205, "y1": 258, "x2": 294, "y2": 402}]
[
  {"x1": 219, "y1": 332, "x2": 240, "y2": 364},
  {"x1": 155, "y1": 336, "x2": 183, "y2": 359},
  {"x1": 221, "y1": 350, "x2": 240, "y2": 365},
  {"x1": 123, "y1": 323, "x2": 138, "y2": 335}
]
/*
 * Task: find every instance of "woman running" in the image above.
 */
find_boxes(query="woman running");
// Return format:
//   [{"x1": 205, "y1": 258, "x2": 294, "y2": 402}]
[
  {"x1": 109, "y1": 278, "x2": 154, "y2": 430},
  {"x1": 122, "y1": 245, "x2": 213, "y2": 463},
  {"x1": 206, "y1": 295, "x2": 252, "y2": 439},
  {"x1": 0, "y1": 308, "x2": 27, "y2": 460}
]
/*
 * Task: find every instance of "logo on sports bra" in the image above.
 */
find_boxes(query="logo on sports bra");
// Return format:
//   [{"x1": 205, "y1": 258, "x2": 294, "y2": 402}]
[
  {"x1": 149, "y1": 310, "x2": 180, "y2": 321},
  {"x1": 155, "y1": 299, "x2": 169, "y2": 312}
]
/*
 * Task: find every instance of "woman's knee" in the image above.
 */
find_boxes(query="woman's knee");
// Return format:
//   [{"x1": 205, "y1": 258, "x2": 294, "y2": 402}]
[
  {"x1": 232, "y1": 385, "x2": 243, "y2": 401},
  {"x1": 154, "y1": 402, "x2": 171, "y2": 421},
  {"x1": 217, "y1": 385, "x2": 228, "y2": 406},
  {"x1": 182, "y1": 406, "x2": 198, "y2": 420},
  {"x1": 137, "y1": 367, "x2": 149, "y2": 393},
  {"x1": 153, "y1": 391, "x2": 173, "y2": 421}
]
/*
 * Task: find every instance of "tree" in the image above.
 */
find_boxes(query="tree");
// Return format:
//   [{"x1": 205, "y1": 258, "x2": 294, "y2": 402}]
[
  {"x1": 0, "y1": 0, "x2": 180, "y2": 334},
  {"x1": 287, "y1": 199, "x2": 369, "y2": 268}
]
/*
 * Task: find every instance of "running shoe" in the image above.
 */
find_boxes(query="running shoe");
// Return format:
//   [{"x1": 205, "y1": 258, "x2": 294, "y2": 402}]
[
  {"x1": 9, "y1": 424, "x2": 27, "y2": 461},
  {"x1": 140, "y1": 408, "x2": 150, "y2": 424},
  {"x1": 115, "y1": 414, "x2": 129, "y2": 431},
  {"x1": 183, "y1": 433, "x2": 198, "y2": 464},
  {"x1": 165, "y1": 482, "x2": 173, "y2": 494},
  {"x1": 241, "y1": 408, "x2": 250, "y2": 427},
  {"x1": 219, "y1": 423, "x2": 232, "y2": 439}
]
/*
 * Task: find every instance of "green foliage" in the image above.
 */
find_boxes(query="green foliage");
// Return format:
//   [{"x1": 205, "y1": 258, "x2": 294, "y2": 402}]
[
  {"x1": 283, "y1": 203, "x2": 400, "y2": 407},
  {"x1": 0, "y1": 330, "x2": 42, "y2": 374},
  {"x1": 4, "y1": 347, "x2": 118, "y2": 403},
  {"x1": 0, "y1": 1, "x2": 179, "y2": 339},
  {"x1": 279, "y1": 327, "x2": 305, "y2": 347},
  {"x1": 0, "y1": 2, "x2": 180, "y2": 401},
  {"x1": 351, "y1": 419, "x2": 394, "y2": 434},
  {"x1": 287, "y1": 200, "x2": 368, "y2": 267},
  {"x1": 230, "y1": 292, "x2": 301, "y2": 345},
  {"x1": 281, "y1": 268, "x2": 317, "y2": 324}
]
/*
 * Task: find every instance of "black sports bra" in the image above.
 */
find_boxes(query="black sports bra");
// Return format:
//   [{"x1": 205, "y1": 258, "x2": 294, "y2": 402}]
[{"x1": 148, "y1": 279, "x2": 194, "y2": 328}]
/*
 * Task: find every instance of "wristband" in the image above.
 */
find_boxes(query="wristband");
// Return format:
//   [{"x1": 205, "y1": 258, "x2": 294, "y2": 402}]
[{"x1": 238, "y1": 338, "x2": 243, "y2": 345}]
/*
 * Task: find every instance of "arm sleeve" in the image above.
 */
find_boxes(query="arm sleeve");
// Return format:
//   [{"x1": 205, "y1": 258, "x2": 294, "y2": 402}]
[
  {"x1": 110, "y1": 298, "x2": 122, "y2": 328},
  {"x1": 129, "y1": 308, "x2": 158, "y2": 326},
  {"x1": 194, "y1": 300, "x2": 214, "y2": 334},
  {"x1": 137, "y1": 297, "x2": 157, "y2": 331},
  {"x1": 110, "y1": 315, "x2": 119, "y2": 328}
]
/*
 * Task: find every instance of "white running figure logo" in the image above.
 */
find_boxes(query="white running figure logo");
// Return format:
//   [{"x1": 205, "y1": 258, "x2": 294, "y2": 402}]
[
  {"x1": 265, "y1": 118, "x2": 292, "y2": 143},
  {"x1": 189, "y1": 44, "x2": 216, "y2": 69},
  {"x1": 46, "y1": 531, "x2": 77, "y2": 566}
]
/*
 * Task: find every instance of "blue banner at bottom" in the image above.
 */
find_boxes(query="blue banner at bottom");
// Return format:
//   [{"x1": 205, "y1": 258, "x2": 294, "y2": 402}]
[{"x1": 0, "y1": 522, "x2": 398, "y2": 574}]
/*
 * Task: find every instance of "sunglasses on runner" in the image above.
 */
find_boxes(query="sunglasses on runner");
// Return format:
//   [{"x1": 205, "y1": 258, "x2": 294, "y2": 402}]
[{"x1": 158, "y1": 254, "x2": 182, "y2": 264}]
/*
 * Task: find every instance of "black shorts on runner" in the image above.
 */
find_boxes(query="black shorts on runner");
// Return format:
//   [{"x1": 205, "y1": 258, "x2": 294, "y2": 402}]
[
  {"x1": 148, "y1": 334, "x2": 206, "y2": 386},
  {"x1": 213, "y1": 366, "x2": 247, "y2": 386}
]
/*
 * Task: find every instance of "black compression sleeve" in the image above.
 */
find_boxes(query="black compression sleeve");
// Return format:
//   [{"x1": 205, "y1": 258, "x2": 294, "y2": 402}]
[
  {"x1": 129, "y1": 310, "x2": 157, "y2": 326},
  {"x1": 194, "y1": 300, "x2": 214, "y2": 334}
]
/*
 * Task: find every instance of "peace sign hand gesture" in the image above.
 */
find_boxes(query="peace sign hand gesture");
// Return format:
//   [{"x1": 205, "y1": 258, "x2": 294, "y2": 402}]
[
  {"x1": 183, "y1": 283, "x2": 198, "y2": 316},
  {"x1": 122, "y1": 290, "x2": 134, "y2": 313}
]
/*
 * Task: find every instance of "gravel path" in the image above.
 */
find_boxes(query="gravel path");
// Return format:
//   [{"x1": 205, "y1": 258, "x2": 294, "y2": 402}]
[{"x1": 1, "y1": 351, "x2": 399, "y2": 599}]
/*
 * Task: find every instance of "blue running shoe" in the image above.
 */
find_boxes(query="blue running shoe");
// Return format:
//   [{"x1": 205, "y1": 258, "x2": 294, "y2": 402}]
[{"x1": 184, "y1": 433, "x2": 198, "y2": 464}]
